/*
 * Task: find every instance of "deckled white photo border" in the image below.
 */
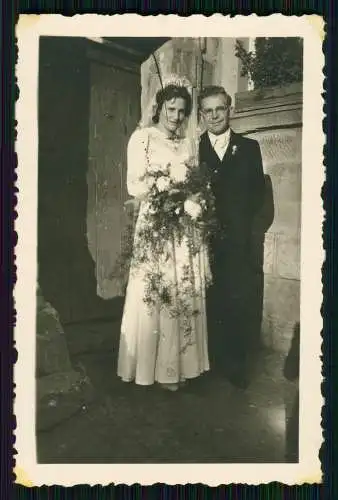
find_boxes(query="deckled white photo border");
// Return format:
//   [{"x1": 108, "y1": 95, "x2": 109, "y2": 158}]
[{"x1": 14, "y1": 13, "x2": 324, "y2": 486}]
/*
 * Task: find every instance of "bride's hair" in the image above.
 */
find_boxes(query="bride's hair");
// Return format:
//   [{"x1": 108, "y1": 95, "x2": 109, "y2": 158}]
[{"x1": 152, "y1": 84, "x2": 192, "y2": 124}]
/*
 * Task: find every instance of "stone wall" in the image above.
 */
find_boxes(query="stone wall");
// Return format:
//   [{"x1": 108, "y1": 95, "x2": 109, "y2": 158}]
[
  {"x1": 232, "y1": 83, "x2": 302, "y2": 353},
  {"x1": 36, "y1": 285, "x2": 94, "y2": 432}
]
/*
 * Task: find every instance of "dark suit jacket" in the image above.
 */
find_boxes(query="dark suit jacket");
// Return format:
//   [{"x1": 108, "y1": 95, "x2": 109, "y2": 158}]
[{"x1": 199, "y1": 129, "x2": 265, "y2": 281}]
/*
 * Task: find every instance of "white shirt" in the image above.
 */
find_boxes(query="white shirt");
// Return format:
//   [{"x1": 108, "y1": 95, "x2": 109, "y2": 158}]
[{"x1": 208, "y1": 128, "x2": 231, "y2": 161}]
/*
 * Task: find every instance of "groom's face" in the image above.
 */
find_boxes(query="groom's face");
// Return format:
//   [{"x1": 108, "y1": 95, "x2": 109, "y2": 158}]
[{"x1": 200, "y1": 94, "x2": 230, "y2": 135}]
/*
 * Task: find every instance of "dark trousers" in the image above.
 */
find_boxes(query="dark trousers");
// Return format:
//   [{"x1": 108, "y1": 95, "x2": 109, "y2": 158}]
[{"x1": 207, "y1": 245, "x2": 262, "y2": 376}]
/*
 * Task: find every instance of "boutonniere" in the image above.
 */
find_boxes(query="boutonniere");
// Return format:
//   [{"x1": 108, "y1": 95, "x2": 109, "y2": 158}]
[{"x1": 231, "y1": 145, "x2": 238, "y2": 156}]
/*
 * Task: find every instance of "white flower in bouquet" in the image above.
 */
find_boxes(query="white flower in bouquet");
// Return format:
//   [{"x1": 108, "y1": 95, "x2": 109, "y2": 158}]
[
  {"x1": 169, "y1": 162, "x2": 188, "y2": 183},
  {"x1": 184, "y1": 199, "x2": 202, "y2": 220},
  {"x1": 156, "y1": 176, "x2": 171, "y2": 192},
  {"x1": 148, "y1": 163, "x2": 164, "y2": 174}
]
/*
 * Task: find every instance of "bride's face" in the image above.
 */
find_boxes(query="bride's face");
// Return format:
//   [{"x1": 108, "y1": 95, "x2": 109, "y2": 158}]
[{"x1": 158, "y1": 97, "x2": 186, "y2": 134}]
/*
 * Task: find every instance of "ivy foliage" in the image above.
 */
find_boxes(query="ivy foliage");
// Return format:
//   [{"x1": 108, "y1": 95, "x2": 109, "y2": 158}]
[{"x1": 235, "y1": 37, "x2": 303, "y2": 90}]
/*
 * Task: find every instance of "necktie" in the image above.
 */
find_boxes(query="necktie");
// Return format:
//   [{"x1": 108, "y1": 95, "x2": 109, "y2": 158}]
[{"x1": 214, "y1": 137, "x2": 227, "y2": 161}]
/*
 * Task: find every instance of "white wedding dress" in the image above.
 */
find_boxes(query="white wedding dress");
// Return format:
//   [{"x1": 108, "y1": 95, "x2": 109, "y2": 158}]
[{"x1": 117, "y1": 126, "x2": 210, "y2": 385}]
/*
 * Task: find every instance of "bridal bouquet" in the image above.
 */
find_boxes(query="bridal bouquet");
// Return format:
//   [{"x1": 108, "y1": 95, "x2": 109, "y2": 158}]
[
  {"x1": 141, "y1": 155, "x2": 216, "y2": 253},
  {"x1": 112, "y1": 157, "x2": 217, "y2": 320}
]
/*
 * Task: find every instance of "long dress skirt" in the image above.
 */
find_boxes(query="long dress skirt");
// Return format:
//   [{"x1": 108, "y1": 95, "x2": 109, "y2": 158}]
[{"x1": 117, "y1": 203, "x2": 210, "y2": 385}]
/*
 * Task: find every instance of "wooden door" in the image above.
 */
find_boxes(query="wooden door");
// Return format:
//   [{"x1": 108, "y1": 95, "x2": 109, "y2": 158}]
[
  {"x1": 86, "y1": 51, "x2": 140, "y2": 301},
  {"x1": 38, "y1": 38, "x2": 102, "y2": 325}
]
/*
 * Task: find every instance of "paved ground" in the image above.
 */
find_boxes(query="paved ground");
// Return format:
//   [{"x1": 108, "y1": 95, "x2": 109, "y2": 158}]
[{"x1": 37, "y1": 327, "x2": 298, "y2": 464}]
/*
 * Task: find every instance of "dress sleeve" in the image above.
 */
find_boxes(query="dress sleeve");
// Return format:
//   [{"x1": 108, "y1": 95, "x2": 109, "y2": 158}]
[{"x1": 127, "y1": 128, "x2": 154, "y2": 199}]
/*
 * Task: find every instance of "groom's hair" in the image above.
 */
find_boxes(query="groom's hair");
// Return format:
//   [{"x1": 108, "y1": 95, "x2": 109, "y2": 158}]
[
  {"x1": 152, "y1": 84, "x2": 192, "y2": 124},
  {"x1": 198, "y1": 86, "x2": 232, "y2": 108}
]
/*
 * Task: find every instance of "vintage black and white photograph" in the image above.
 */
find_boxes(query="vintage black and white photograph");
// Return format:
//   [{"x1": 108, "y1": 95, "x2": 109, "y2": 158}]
[{"x1": 15, "y1": 14, "x2": 323, "y2": 486}]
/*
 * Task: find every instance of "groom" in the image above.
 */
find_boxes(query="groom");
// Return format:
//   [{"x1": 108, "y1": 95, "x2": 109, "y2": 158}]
[{"x1": 199, "y1": 85, "x2": 265, "y2": 388}]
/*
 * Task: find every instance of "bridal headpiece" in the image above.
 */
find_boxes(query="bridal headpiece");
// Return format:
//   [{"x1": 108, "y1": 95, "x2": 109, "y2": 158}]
[{"x1": 161, "y1": 74, "x2": 192, "y2": 90}]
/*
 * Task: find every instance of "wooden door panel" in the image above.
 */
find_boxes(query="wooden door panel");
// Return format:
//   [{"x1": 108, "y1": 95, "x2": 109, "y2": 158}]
[{"x1": 87, "y1": 61, "x2": 140, "y2": 300}]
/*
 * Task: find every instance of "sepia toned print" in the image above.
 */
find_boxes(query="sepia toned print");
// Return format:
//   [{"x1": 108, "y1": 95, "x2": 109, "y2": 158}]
[{"x1": 14, "y1": 14, "x2": 324, "y2": 486}]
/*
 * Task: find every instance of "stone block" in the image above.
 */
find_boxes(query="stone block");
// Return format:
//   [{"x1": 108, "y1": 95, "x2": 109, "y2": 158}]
[
  {"x1": 272, "y1": 200, "x2": 301, "y2": 236},
  {"x1": 36, "y1": 299, "x2": 63, "y2": 334},
  {"x1": 36, "y1": 297, "x2": 72, "y2": 376},
  {"x1": 232, "y1": 107, "x2": 302, "y2": 136},
  {"x1": 278, "y1": 163, "x2": 302, "y2": 204},
  {"x1": 37, "y1": 333, "x2": 72, "y2": 377},
  {"x1": 37, "y1": 370, "x2": 94, "y2": 431},
  {"x1": 262, "y1": 276, "x2": 300, "y2": 353},
  {"x1": 261, "y1": 314, "x2": 296, "y2": 354},
  {"x1": 258, "y1": 131, "x2": 301, "y2": 170},
  {"x1": 263, "y1": 276, "x2": 300, "y2": 321},
  {"x1": 263, "y1": 351, "x2": 287, "y2": 381},
  {"x1": 261, "y1": 315, "x2": 275, "y2": 350},
  {"x1": 276, "y1": 234, "x2": 301, "y2": 280},
  {"x1": 273, "y1": 316, "x2": 297, "y2": 353},
  {"x1": 263, "y1": 232, "x2": 276, "y2": 275}
]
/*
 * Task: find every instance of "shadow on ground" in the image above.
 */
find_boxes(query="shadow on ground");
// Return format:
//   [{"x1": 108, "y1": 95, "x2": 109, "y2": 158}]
[{"x1": 37, "y1": 321, "x2": 298, "y2": 464}]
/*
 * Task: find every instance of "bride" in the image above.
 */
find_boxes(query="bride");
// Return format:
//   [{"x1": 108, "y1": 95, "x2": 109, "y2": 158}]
[{"x1": 117, "y1": 76, "x2": 211, "y2": 391}]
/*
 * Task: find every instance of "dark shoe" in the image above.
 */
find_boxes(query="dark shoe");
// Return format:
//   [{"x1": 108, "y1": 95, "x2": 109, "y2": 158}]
[
  {"x1": 227, "y1": 372, "x2": 250, "y2": 390},
  {"x1": 224, "y1": 364, "x2": 251, "y2": 390}
]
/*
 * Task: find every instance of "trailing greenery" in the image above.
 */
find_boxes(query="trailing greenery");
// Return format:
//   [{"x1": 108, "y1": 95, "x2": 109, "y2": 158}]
[
  {"x1": 235, "y1": 37, "x2": 303, "y2": 90},
  {"x1": 110, "y1": 153, "x2": 217, "y2": 353}
]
